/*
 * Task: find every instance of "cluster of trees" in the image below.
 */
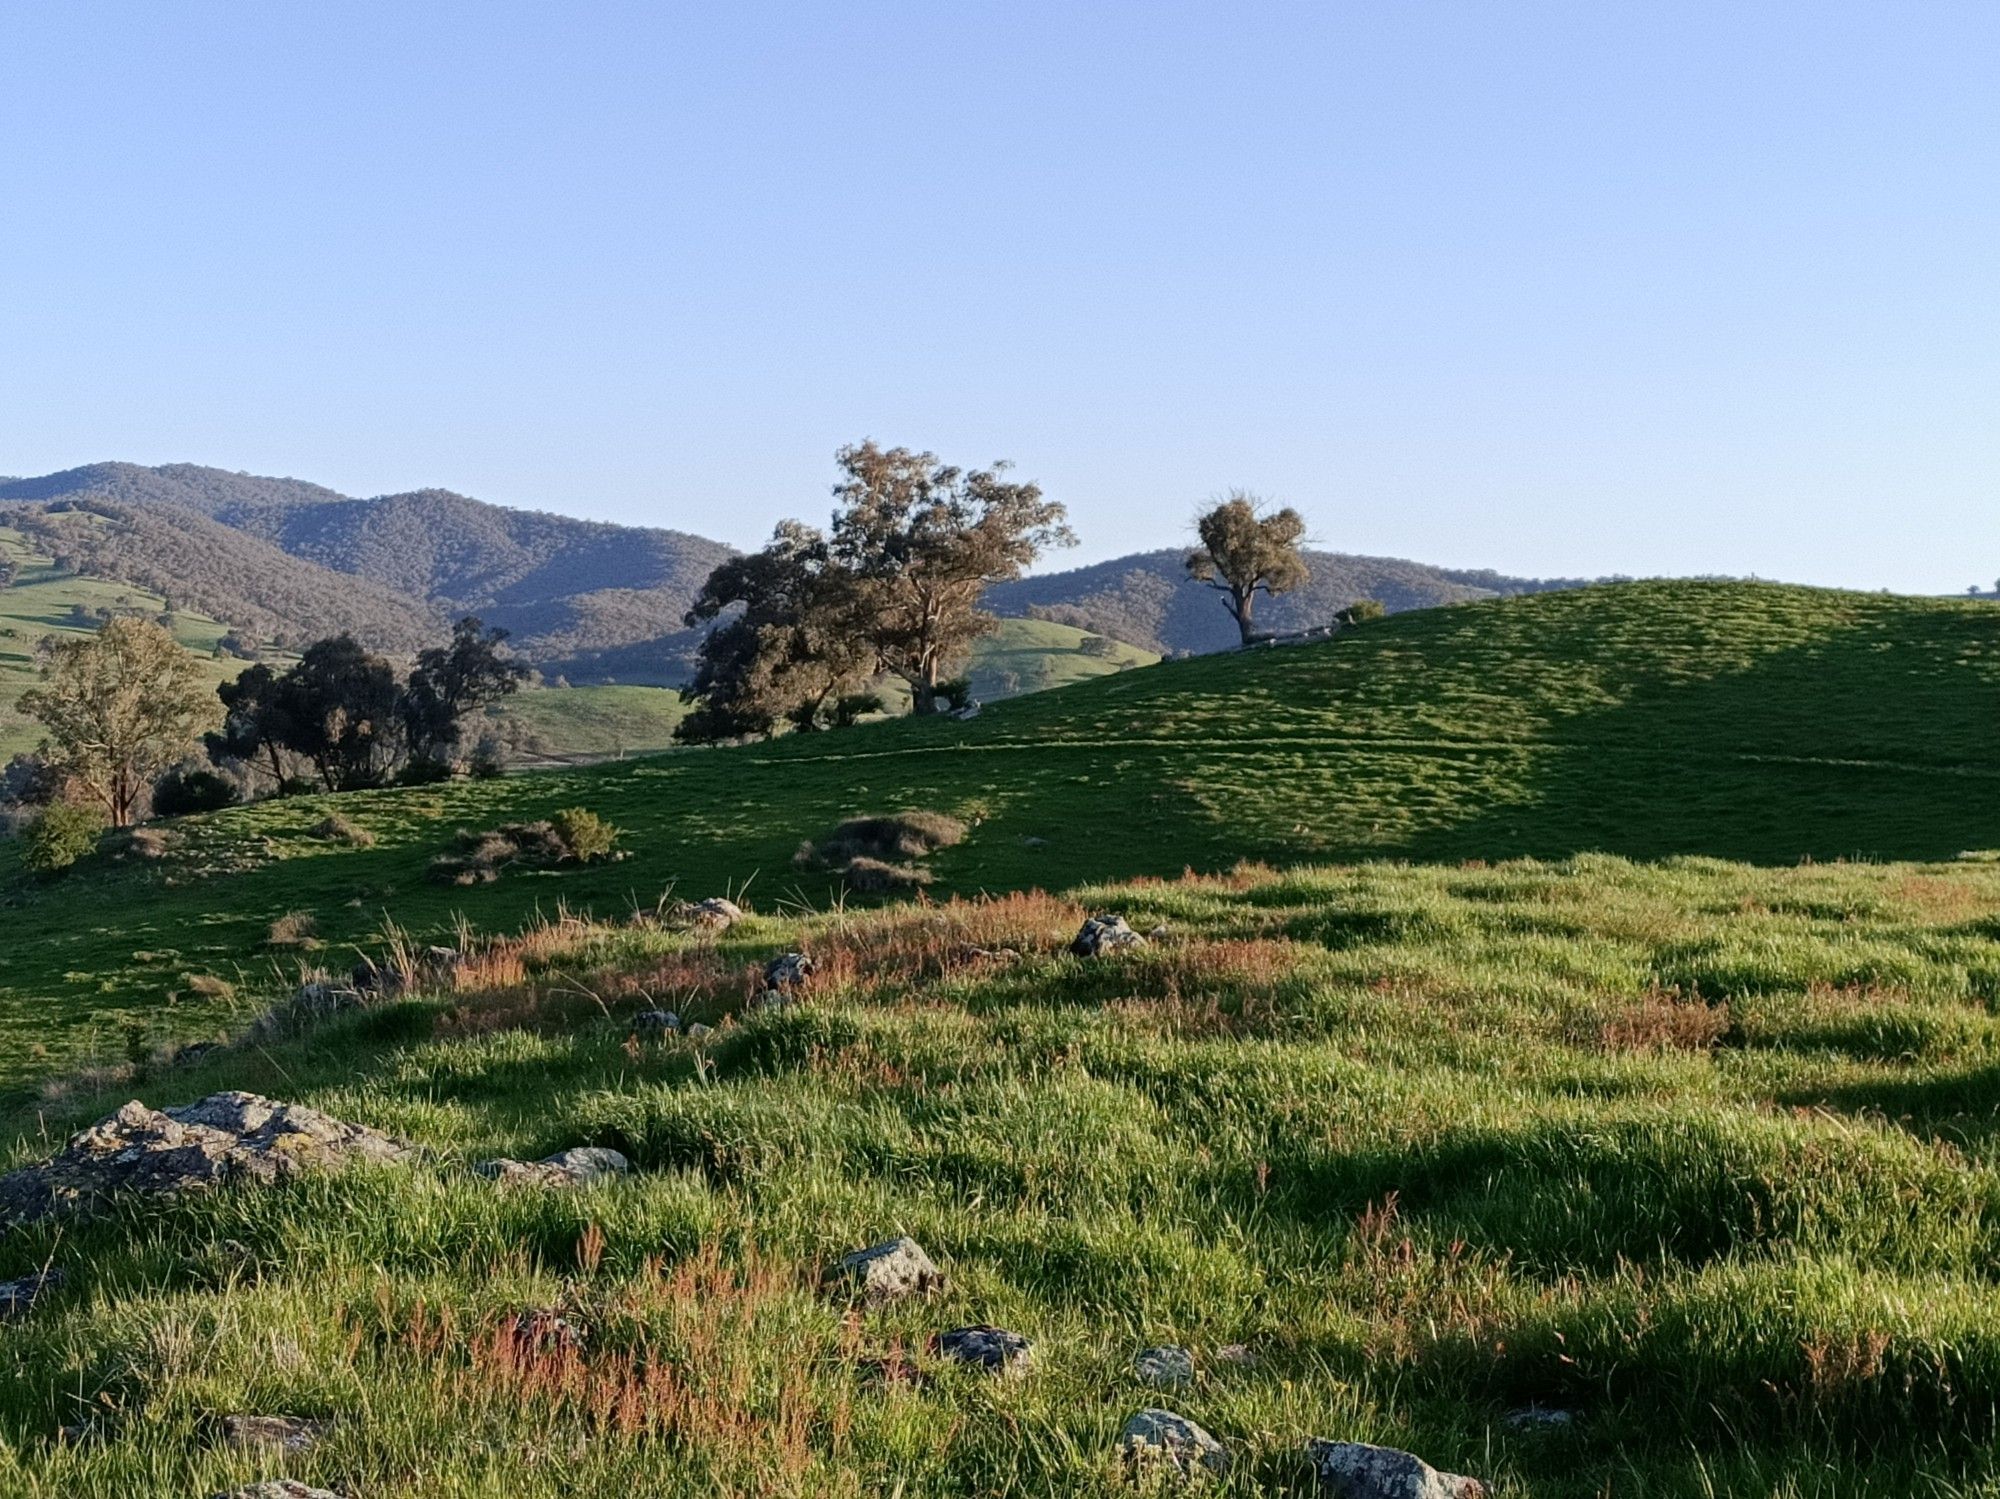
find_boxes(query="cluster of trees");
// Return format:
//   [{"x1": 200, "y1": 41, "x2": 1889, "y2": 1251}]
[
  {"x1": 675, "y1": 442, "x2": 1075, "y2": 741},
  {"x1": 209, "y1": 617, "x2": 526, "y2": 793},
  {"x1": 9, "y1": 615, "x2": 525, "y2": 840}
]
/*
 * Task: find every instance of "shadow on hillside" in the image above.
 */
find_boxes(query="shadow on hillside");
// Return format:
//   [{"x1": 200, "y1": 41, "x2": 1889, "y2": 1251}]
[
  {"x1": 1375, "y1": 600, "x2": 2000, "y2": 865},
  {"x1": 1777, "y1": 1063, "x2": 2000, "y2": 1153}
]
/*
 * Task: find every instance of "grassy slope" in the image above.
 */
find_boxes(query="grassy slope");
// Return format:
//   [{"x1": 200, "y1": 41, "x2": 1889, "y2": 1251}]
[
  {"x1": 3, "y1": 578, "x2": 1999, "y2": 1083},
  {"x1": 10, "y1": 860, "x2": 2000, "y2": 1494}
]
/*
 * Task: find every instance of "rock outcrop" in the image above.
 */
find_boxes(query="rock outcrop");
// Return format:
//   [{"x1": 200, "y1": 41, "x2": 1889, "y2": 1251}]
[
  {"x1": 1120, "y1": 1408, "x2": 1229, "y2": 1477},
  {"x1": 828, "y1": 1236, "x2": 946, "y2": 1304},
  {"x1": 1308, "y1": 1439, "x2": 1486, "y2": 1498},
  {"x1": 0, "y1": 1092, "x2": 415, "y2": 1229},
  {"x1": 1069, "y1": 914, "x2": 1146, "y2": 958},
  {"x1": 473, "y1": 1146, "x2": 630, "y2": 1189},
  {"x1": 932, "y1": 1325, "x2": 1032, "y2": 1377}
]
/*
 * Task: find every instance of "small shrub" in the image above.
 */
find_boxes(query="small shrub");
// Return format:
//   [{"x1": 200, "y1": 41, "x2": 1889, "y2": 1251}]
[
  {"x1": 23, "y1": 803, "x2": 106, "y2": 874},
  {"x1": 468, "y1": 738, "x2": 507, "y2": 779},
  {"x1": 795, "y1": 809, "x2": 966, "y2": 896},
  {"x1": 1335, "y1": 598, "x2": 1387, "y2": 627},
  {"x1": 151, "y1": 767, "x2": 241, "y2": 818},
  {"x1": 182, "y1": 973, "x2": 235, "y2": 1000},
  {"x1": 309, "y1": 814, "x2": 376, "y2": 848},
  {"x1": 936, "y1": 678, "x2": 974, "y2": 712},
  {"x1": 552, "y1": 806, "x2": 621, "y2": 863}
]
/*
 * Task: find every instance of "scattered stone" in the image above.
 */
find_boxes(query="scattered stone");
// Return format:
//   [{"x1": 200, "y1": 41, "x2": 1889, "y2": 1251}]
[
  {"x1": 1021, "y1": 835, "x2": 1048, "y2": 848},
  {"x1": 1134, "y1": 1344, "x2": 1195, "y2": 1390},
  {"x1": 958, "y1": 944, "x2": 1022, "y2": 965},
  {"x1": 212, "y1": 1483, "x2": 344, "y2": 1499},
  {"x1": 684, "y1": 1022, "x2": 716, "y2": 1042},
  {"x1": 1069, "y1": 914, "x2": 1147, "y2": 958},
  {"x1": 931, "y1": 1325, "x2": 1032, "y2": 1377},
  {"x1": 508, "y1": 1307, "x2": 586, "y2": 1355},
  {"x1": 632, "y1": 1009, "x2": 682, "y2": 1037},
  {"x1": 828, "y1": 1236, "x2": 946, "y2": 1305},
  {"x1": 0, "y1": 1268, "x2": 64, "y2": 1320},
  {"x1": 1120, "y1": 1409, "x2": 1229, "y2": 1478},
  {"x1": 221, "y1": 1415, "x2": 330, "y2": 1454},
  {"x1": 765, "y1": 952, "x2": 815, "y2": 991},
  {"x1": 474, "y1": 1146, "x2": 630, "y2": 1189},
  {"x1": 1215, "y1": 1343, "x2": 1258, "y2": 1368},
  {"x1": 679, "y1": 897, "x2": 744, "y2": 931},
  {"x1": 0, "y1": 1092, "x2": 416, "y2": 1229},
  {"x1": 1501, "y1": 1406, "x2": 1575, "y2": 1433},
  {"x1": 1307, "y1": 1439, "x2": 1486, "y2": 1498}
]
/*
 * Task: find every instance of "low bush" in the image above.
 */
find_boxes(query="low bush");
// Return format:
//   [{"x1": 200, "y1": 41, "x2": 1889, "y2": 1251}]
[
  {"x1": 795, "y1": 809, "x2": 967, "y2": 896},
  {"x1": 22, "y1": 802, "x2": 106, "y2": 874},
  {"x1": 309, "y1": 814, "x2": 375, "y2": 848}
]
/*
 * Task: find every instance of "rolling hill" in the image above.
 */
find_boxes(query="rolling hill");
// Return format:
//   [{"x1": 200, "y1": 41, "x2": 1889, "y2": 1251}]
[
  {"x1": 8, "y1": 581, "x2": 2000, "y2": 1495},
  {"x1": 3, "y1": 578, "x2": 1996, "y2": 1079}
]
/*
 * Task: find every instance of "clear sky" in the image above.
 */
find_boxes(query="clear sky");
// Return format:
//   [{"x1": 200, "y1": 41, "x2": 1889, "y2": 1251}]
[{"x1": 2, "y1": 3, "x2": 1995, "y2": 590}]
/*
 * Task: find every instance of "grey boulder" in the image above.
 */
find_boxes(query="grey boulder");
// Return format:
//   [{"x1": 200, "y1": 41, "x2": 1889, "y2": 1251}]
[
  {"x1": 932, "y1": 1324, "x2": 1032, "y2": 1377},
  {"x1": 473, "y1": 1146, "x2": 630, "y2": 1189},
  {"x1": 1135, "y1": 1344, "x2": 1196, "y2": 1389},
  {"x1": 213, "y1": 1485, "x2": 345, "y2": 1499},
  {"x1": 632, "y1": 1009, "x2": 682, "y2": 1036},
  {"x1": 221, "y1": 1414, "x2": 331, "y2": 1453},
  {"x1": 828, "y1": 1236, "x2": 946, "y2": 1304},
  {"x1": 765, "y1": 952, "x2": 815, "y2": 991},
  {"x1": 1069, "y1": 914, "x2": 1146, "y2": 958},
  {"x1": 0, "y1": 1092, "x2": 415, "y2": 1229},
  {"x1": 1308, "y1": 1439, "x2": 1487, "y2": 1498},
  {"x1": 1120, "y1": 1408, "x2": 1229, "y2": 1477}
]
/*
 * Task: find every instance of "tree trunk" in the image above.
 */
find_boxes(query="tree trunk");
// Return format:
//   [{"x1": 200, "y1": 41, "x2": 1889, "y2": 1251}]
[{"x1": 1232, "y1": 586, "x2": 1257, "y2": 645}]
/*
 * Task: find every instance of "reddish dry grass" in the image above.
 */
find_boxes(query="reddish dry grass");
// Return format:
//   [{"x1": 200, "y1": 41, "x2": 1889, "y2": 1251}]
[{"x1": 1595, "y1": 990, "x2": 1732, "y2": 1053}]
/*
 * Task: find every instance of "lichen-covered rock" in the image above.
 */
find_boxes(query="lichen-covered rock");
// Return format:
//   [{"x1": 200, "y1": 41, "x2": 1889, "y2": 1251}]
[
  {"x1": 828, "y1": 1236, "x2": 946, "y2": 1304},
  {"x1": 1120, "y1": 1408, "x2": 1229, "y2": 1477},
  {"x1": 932, "y1": 1324, "x2": 1032, "y2": 1377},
  {"x1": 1135, "y1": 1344, "x2": 1195, "y2": 1389},
  {"x1": 0, "y1": 1091, "x2": 416, "y2": 1229},
  {"x1": 213, "y1": 1483, "x2": 344, "y2": 1499},
  {"x1": 681, "y1": 897, "x2": 744, "y2": 931},
  {"x1": 0, "y1": 1268, "x2": 63, "y2": 1320},
  {"x1": 221, "y1": 1414, "x2": 331, "y2": 1453},
  {"x1": 1308, "y1": 1439, "x2": 1487, "y2": 1498},
  {"x1": 632, "y1": 1009, "x2": 681, "y2": 1036},
  {"x1": 1069, "y1": 914, "x2": 1146, "y2": 958},
  {"x1": 765, "y1": 952, "x2": 815, "y2": 990},
  {"x1": 474, "y1": 1146, "x2": 630, "y2": 1189}
]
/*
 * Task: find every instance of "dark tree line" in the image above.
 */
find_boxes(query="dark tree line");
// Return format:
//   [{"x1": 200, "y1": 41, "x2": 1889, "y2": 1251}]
[
  {"x1": 209, "y1": 617, "x2": 526, "y2": 791},
  {"x1": 675, "y1": 443, "x2": 1074, "y2": 742}
]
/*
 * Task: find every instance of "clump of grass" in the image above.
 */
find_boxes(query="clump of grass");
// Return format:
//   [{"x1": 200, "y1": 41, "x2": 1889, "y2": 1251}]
[
  {"x1": 181, "y1": 972, "x2": 234, "y2": 999},
  {"x1": 796, "y1": 809, "x2": 966, "y2": 894},
  {"x1": 310, "y1": 812, "x2": 376, "y2": 847},
  {"x1": 429, "y1": 809, "x2": 624, "y2": 885},
  {"x1": 266, "y1": 910, "x2": 319, "y2": 948}
]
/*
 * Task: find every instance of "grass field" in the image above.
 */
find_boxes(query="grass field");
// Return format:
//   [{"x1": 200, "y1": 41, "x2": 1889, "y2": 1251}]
[
  {"x1": 9, "y1": 856, "x2": 2000, "y2": 1494},
  {"x1": 2, "y1": 579, "x2": 1997, "y2": 1086},
  {"x1": 5, "y1": 578, "x2": 2000, "y2": 1495}
]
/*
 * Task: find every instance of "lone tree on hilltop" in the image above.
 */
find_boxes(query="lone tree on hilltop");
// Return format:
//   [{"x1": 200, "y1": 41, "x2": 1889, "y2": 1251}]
[
  {"x1": 1185, "y1": 491, "x2": 1310, "y2": 645},
  {"x1": 19, "y1": 616, "x2": 218, "y2": 827},
  {"x1": 676, "y1": 521, "x2": 877, "y2": 743},
  {"x1": 829, "y1": 441, "x2": 1074, "y2": 714}
]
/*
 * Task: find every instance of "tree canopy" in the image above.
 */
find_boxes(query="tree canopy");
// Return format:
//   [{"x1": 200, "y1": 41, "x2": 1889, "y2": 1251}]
[
  {"x1": 1185, "y1": 492, "x2": 1310, "y2": 644},
  {"x1": 20, "y1": 616, "x2": 219, "y2": 826}
]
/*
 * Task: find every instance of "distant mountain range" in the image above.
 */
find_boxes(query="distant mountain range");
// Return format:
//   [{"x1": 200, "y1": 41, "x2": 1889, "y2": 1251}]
[{"x1": 0, "y1": 461, "x2": 1582, "y2": 679}]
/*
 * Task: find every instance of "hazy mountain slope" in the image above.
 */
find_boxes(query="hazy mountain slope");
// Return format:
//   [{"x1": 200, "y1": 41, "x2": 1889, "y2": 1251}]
[
  {"x1": 0, "y1": 497, "x2": 440, "y2": 654},
  {"x1": 985, "y1": 547, "x2": 1580, "y2": 655}
]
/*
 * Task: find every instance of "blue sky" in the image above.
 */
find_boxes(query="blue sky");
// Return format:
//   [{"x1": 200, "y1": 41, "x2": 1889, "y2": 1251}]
[{"x1": 1, "y1": 3, "x2": 1995, "y2": 590}]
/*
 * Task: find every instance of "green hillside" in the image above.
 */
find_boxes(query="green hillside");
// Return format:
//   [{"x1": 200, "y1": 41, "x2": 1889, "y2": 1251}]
[
  {"x1": 2, "y1": 579, "x2": 1996, "y2": 1084},
  {"x1": 9, "y1": 579, "x2": 2000, "y2": 1494}
]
